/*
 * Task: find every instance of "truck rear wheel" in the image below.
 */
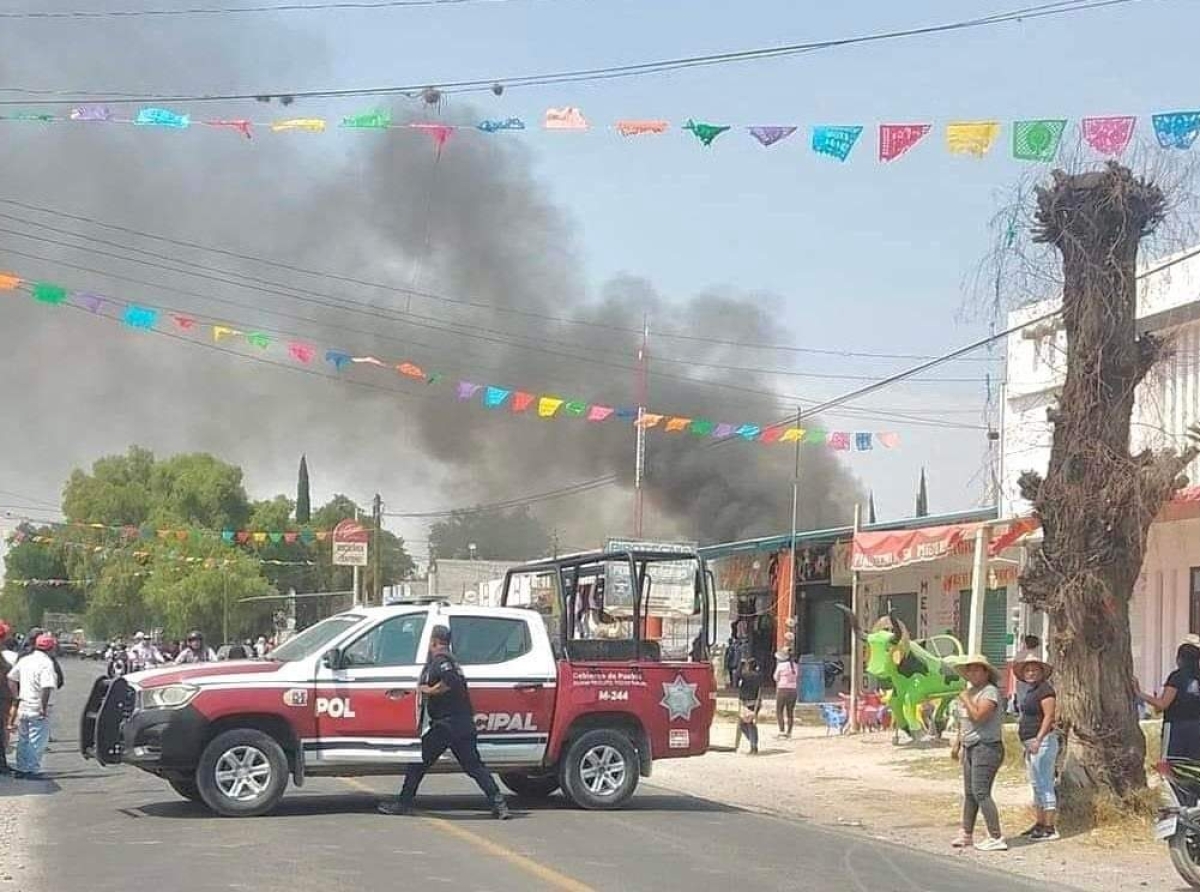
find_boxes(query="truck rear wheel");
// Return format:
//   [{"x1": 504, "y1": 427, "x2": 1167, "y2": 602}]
[
  {"x1": 500, "y1": 772, "x2": 560, "y2": 799},
  {"x1": 559, "y1": 729, "x2": 639, "y2": 810},
  {"x1": 167, "y1": 776, "x2": 203, "y2": 802},
  {"x1": 196, "y1": 729, "x2": 289, "y2": 817}
]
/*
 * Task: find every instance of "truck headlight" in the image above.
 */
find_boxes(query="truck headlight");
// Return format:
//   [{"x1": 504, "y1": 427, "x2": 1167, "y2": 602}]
[{"x1": 138, "y1": 685, "x2": 199, "y2": 711}]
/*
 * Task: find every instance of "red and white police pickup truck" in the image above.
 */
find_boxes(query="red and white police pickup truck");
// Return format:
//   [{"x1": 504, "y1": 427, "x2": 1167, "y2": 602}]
[{"x1": 82, "y1": 549, "x2": 717, "y2": 817}]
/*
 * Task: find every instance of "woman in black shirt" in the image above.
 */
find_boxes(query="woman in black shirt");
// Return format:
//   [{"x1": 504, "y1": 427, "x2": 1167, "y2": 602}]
[
  {"x1": 1138, "y1": 643, "x2": 1200, "y2": 760},
  {"x1": 736, "y1": 658, "x2": 763, "y2": 755},
  {"x1": 1014, "y1": 654, "x2": 1058, "y2": 841}
]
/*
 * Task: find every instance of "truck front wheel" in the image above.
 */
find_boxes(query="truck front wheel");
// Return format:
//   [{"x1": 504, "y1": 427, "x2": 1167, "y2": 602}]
[
  {"x1": 500, "y1": 772, "x2": 560, "y2": 799},
  {"x1": 559, "y1": 729, "x2": 639, "y2": 810},
  {"x1": 196, "y1": 729, "x2": 289, "y2": 817}
]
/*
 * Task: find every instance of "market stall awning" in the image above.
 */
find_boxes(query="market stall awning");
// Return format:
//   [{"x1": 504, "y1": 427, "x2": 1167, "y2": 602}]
[{"x1": 851, "y1": 516, "x2": 1038, "y2": 572}]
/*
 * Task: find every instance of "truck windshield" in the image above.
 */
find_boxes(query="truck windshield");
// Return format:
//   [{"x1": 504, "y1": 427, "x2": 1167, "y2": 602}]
[{"x1": 271, "y1": 615, "x2": 363, "y2": 662}]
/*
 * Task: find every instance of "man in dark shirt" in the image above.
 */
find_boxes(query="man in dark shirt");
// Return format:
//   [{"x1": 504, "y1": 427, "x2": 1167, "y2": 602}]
[{"x1": 378, "y1": 626, "x2": 509, "y2": 819}]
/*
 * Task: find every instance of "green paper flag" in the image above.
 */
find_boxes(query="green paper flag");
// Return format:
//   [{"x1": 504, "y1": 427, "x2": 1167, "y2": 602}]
[
  {"x1": 32, "y1": 282, "x2": 67, "y2": 304},
  {"x1": 1013, "y1": 119, "x2": 1067, "y2": 162},
  {"x1": 564, "y1": 401, "x2": 588, "y2": 417},
  {"x1": 803, "y1": 428, "x2": 826, "y2": 444},
  {"x1": 689, "y1": 419, "x2": 715, "y2": 437},
  {"x1": 246, "y1": 332, "x2": 272, "y2": 349},
  {"x1": 342, "y1": 110, "x2": 391, "y2": 129},
  {"x1": 684, "y1": 119, "x2": 731, "y2": 147}
]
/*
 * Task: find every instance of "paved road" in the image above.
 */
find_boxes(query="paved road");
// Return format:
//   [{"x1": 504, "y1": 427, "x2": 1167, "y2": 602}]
[{"x1": 7, "y1": 660, "x2": 1046, "y2": 892}]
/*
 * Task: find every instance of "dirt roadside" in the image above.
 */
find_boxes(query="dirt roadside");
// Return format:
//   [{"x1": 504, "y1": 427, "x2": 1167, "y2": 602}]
[{"x1": 650, "y1": 721, "x2": 1185, "y2": 892}]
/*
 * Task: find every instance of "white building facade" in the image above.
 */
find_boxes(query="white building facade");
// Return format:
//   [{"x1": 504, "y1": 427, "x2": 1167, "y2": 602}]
[{"x1": 1001, "y1": 247, "x2": 1200, "y2": 689}]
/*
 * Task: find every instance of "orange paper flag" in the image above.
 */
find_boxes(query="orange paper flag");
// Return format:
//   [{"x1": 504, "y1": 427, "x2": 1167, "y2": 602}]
[
  {"x1": 665, "y1": 417, "x2": 692, "y2": 432},
  {"x1": 0, "y1": 272, "x2": 20, "y2": 291}
]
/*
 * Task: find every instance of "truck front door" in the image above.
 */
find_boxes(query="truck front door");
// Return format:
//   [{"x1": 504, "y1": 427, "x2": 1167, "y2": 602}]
[{"x1": 311, "y1": 610, "x2": 428, "y2": 766}]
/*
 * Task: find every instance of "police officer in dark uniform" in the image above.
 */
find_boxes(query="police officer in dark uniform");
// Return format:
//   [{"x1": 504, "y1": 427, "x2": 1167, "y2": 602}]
[{"x1": 378, "y1": 626, "x2": 510, "y2": 819}]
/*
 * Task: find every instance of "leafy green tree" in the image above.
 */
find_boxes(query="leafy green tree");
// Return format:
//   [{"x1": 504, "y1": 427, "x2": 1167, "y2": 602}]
[
  {"x1": 0, "y1": 525, "x2": 83, "y2": 631},
  {"x1": 296, "y1": 455, "x2": 311, "y2": 524},
  {"x1": 428, "y1": 506, "x2": 551, "y2": 561},
  {"x1": 142, "y1": 549, "x2": 275, "y2": 642}
]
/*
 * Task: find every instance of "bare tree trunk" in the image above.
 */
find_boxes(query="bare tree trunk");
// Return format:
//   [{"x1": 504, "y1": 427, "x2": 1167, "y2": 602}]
[{"x1": 1019, "y1": 163, "x2": 1198, "y2": 806}]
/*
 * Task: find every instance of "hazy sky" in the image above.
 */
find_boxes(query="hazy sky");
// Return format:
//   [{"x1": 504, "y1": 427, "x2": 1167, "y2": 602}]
[{"x1": 0, "y1": 0, "x2": 1194, "y2": 561}]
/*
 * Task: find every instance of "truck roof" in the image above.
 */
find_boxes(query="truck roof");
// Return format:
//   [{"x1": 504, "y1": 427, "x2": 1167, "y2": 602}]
[{"x1": 340, "y1": 603, "x2": 538, "y2": 623}]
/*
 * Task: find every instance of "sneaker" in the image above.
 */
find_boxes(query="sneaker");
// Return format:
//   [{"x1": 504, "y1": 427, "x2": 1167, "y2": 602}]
[
  {"x1": 491, "y1": 797, "x2": 510, "y2": 821},
  {"x1": 1018, "y1": 824, "x2": 1042, "y2": 838},
  {"x1": 1032, "y1": 827, "x2": 1060, "y2": 841},
  {"x1": 951, "y1": 832, "x2": 973, "y2": 848},
  {"x1": 974, "y1": 836, "x2": 1009, "y2": 852},
  {"x1": 376, "y1": 800, "x2": 413, "y2": 816}
]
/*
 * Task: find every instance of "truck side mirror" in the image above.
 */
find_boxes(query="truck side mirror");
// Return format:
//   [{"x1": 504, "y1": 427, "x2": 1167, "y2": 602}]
[{"x1": 321, "y1": 648, "x2": 342, "y2": 671}]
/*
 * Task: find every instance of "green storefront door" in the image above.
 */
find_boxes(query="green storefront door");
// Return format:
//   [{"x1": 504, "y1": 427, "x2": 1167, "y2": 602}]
[{"x1": 958, "y1": 588, "x2": 1008, "y2": 665}]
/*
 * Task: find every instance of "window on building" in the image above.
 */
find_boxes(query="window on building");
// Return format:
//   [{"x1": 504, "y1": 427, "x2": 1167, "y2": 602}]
[
  {"x1": 450, "y1": 616, "x2": 532, "y2": 665},
  {"x1": 1190, "y1": 568, "x2": 1200, "y2": 635}
]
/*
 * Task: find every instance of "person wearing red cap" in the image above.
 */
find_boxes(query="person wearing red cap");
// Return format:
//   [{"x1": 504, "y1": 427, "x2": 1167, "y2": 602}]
[{"x1": 6, "y1": 633, "x2": 58, "y2": 778}]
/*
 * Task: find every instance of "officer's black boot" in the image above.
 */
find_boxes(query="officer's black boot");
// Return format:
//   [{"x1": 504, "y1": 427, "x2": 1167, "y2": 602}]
[{"x1": 491, "y1": 795, "x2": 510, "y2": 820}]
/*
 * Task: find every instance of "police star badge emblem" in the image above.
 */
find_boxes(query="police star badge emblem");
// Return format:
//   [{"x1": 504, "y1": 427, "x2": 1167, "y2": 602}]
[{"x1": 659, "y1": 674, "x2": 701, "y2": 721}]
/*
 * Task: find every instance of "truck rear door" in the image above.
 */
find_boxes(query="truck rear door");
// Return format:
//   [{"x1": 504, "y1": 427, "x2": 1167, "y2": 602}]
[{"x1": 448, "y1": 613, "x2": 556, "y2": 767}]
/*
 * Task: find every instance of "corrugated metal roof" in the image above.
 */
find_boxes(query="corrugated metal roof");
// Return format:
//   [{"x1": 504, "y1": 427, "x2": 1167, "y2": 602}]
[{"x1": 698, "y1": 506, "x2": 999, "y2": 559}]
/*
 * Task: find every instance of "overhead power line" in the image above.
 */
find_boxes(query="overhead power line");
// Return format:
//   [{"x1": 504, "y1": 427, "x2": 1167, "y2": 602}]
[
  {"x1": 382, "y1": 474, "x2": 621, "y2": 518},
  {"x1": 0, "y1": 197, "x2": 997, "y2": 364},
  {"x1": 0, "y1": 0, "x2": 1153, "y2": 103},
  {"x1": 0, "y1": 0, "x2": 552, "y2": 18}
]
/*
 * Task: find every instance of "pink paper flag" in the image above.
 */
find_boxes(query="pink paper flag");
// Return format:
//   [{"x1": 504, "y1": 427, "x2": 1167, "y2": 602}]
[
  {"x1": 827, "y1": 431, "x2": 851, "y2": 451},
  {"x1": 538, "y1": 397, "x2": 564, "y2": 418},
  {"x1": 288, "y1": 342, "x2": 316, "y2": 364},
  {"x1": 878, "y1": 432, "x2": 901, "y2": 449},
  {"x1": 1082, "y1": 116, "x2": 1136, "y2": 155},
  {"x1": 171, "y1": 314, "x2": 195, "y2": 330},
  {"x1": 412, "y1": 123, "x2": 454, "y2": 151},
  {"x1": 879, "y1": 124, "x2": 931, "y2": 162},
  {"x1": 635, "y1": 413, "x2": 664, "y2": 429},
  {"x1": 665, "y1": 417, "x2": 692, "y2": 432},
  {"x1": 544, "y1": 107, "x2": 589, "y2": 130},
  {"x1": 512, "y1": 392, "x2": 536, "y2": 413},
  {"x1": 587, "y1": 405, "x2": 614, "y2": 422},
  {"x1": 204, "y1": 119, "x2": 253, "y2": 139}
]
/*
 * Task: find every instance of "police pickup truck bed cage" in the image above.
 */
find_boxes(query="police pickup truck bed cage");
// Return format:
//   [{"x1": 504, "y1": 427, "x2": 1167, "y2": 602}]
[{"x1": 500, "y1": 548, "x2": 716, "y2": 663}]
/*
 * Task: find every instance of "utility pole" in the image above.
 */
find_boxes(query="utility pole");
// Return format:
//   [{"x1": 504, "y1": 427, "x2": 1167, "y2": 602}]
[
  {"x1": 352, "y1": 506, "x2": 361, "y2": 608},
  {"x1": 372, "y1": 493, "x2": 383, "y2": 606},
  {"x1": 634, "y1": 315, "x2": 649, "y2": 538},
  {"x1": 848, "y1": 504, "x2": 862, "y2": 734},
  {"x1": 788, "y1": 405, "x2": 801, "y2": 659},
  {"x1": 552, "y1": 529, "x2": 559, "y2": 559}
]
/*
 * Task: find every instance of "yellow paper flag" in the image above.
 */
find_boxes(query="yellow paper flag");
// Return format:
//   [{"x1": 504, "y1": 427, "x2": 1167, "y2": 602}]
[
  {"x1": 252, "y1": 531, "x2": 268, "y2": 544},
  {"x1": 779, "y1": 428, "x2": 806, "y2": 443},
  {"x1": 271, "y1": 118, "x2": 327, "y2": 133},
  {"x1": 212, "y1": 325, "x2": 241, "y2": 342},
  {"x1": 538, "y1": 397, "x2": 564, "y2": 418},
  {"x1": 0, "y1": 272, "x2": 21, "y2": 291},
  {"x1": 635, "y1": 413, "x2": 664, "y2": 429},
  {"x1": 946, "y1": 121, "x2": 1001, "y2": 157}
]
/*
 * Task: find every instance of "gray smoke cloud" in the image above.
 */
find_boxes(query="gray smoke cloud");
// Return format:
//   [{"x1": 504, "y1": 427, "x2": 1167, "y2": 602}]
[{"x1": 0, "y1": 16, "x2": 862, "y2": 547}]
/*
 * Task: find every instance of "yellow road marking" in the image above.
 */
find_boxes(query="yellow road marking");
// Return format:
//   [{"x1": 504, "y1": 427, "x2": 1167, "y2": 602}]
[{"x1": 342, "y1": 777, "x2": 596, "y2": 892}]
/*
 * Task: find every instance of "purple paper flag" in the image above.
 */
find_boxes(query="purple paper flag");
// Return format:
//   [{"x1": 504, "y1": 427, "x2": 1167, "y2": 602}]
[
  {"x1": 456, "y1": 381, "x2": 482, "y2": 401},
  {"x1": 748, "y1": 126, "x2": 797, "y2": 148},
  {"x1": 74, "y1": 292, "x2": 105, "y2": 313},
  {"x1": 712, "y1": 423, "x2": 736, "y2": 439},
  {"x1": 70, "y1": 105, "x2": 112, "y2": 122}
]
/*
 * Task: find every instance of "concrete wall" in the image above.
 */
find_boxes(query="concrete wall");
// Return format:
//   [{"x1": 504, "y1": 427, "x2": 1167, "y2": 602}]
[{"x1": 1133, "y1": 516, "x2": 1200, "y2": 691}]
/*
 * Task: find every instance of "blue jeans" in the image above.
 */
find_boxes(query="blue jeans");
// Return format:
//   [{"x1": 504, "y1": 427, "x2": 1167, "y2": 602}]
[
  {"x1": 1024, "y1": 732, "x2": 1058, "y2": 810},
  {"x1": 15, "y1": 714, "x2": 49, "y2": 775}
]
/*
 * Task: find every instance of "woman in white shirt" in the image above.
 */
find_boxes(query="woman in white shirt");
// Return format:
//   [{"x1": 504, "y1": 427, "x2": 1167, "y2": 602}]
[{"x1": 774, "y1": 650, "x2": 799, "y2": 738}]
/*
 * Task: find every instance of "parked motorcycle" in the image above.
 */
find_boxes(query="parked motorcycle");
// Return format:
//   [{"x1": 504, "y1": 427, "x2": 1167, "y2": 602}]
[{"x1": 1156, "y1": 758, "x2": 1200, "y2": 888}]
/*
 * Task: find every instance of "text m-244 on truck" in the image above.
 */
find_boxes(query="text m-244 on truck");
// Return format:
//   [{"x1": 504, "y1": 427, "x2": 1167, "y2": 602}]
[{"x1": 82, "y1": 549, "x2": 718, "y2": 816}]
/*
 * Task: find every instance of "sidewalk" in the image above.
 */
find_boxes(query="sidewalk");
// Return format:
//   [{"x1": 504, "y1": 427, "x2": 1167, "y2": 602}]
[{"x1": 650, "y1": 720, "x2": 1184, "y2": 892}]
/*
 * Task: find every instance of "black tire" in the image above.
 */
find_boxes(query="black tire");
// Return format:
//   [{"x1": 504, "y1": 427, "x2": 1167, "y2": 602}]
[
  {"x1": 1169, "y1": 828, "x2": 1200, "y2": 889},
  {"x1": 558, "y1": 729, "x2": 639, "y2": 810},
  {"x1": 499, "y1": 772, "x2": 560, "y2": 799},
  {"x1": 167, "y1": 776, "x2": 203, "y2": 802},
  {"x1": 195, "y1": 729, "x2": 289, "y2": 817}
]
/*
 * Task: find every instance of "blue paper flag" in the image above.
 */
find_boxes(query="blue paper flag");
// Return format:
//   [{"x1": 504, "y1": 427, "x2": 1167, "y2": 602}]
[
  {"x1": 221, "y1": 530, "x2": 235, "y2": 543},
  {"x1": 811, "y1": 125, "x2": 864, "y2": 162},
  {"x1": 615, "y1": 407, "x2": 639, "y2": 420},
  {"x1": 122, "y1": 304, "x2": 158, "y2": 329},
  {"x1": 134, "y1": 107, "x2": 190, "y2": 129},
  {"x1": 736, "y1": 424, "x2": 762, "y2": 441},
  {"x1": 484, "y1": 386, "x2": 511, "y2": 408},
  {"x1": 855, "y1": 432, "x2": 874, "y2": 451},
  {"x1": 477, "y1": 117, "x2": 526, "y2": 133},
  {"x1": 1153, "y1": 112, "x2": 1200, "y2": 150},
  {"x1": 325, "y1": 350, "x2": 352, "y2": 371}
]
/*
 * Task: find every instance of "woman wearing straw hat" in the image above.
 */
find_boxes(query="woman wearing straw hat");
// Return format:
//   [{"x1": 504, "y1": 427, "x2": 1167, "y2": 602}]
[
  {"x1": 949, "y1": 655, "x2": 1007, "y2": 851},
  {"x1": 1014, "y1": 653, "x2": 1059, "y2": 841}
]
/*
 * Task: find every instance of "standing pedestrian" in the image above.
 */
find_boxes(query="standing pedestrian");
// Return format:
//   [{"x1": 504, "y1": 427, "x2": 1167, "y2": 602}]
[
  {"x1": 0, "y1": 621, "x2": 12, "y2": 775},
  {"x1": 949, "y1": 655, "x2": 1007, "y2": 852},
  {"x1": 6, "y1": 633, "x2": 58, "y2": 779},
  {"x1": 723, "y1": 630, "x2": 740, "y2": 691},
  {"x1": 1009, "y1": 635, "x2": 1041, "y2": 713},
  {"x1": 377, "y1": 626, "x2": 509, "y2": 819},
  {"x1": 774, "y1": 649, "x2": 798, "y2": 739},
  {"x1": 174, "y1": 631, "x2": 217, "y2": 664},
  {"x1": 1014, "y1": 653, "x2": 1059, "y2": 841},
  {"x1": 1137, "y1": 642, "x2": 1200, "y2": 759},
  {"x1": 736, "y1": 658, "x2": 763, "y2": 755}
]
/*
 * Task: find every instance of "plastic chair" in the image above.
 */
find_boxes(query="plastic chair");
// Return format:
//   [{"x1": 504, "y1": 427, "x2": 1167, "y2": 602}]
[{"x1": 818, "y1": 701, "x2": 848, "y2": 735}]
